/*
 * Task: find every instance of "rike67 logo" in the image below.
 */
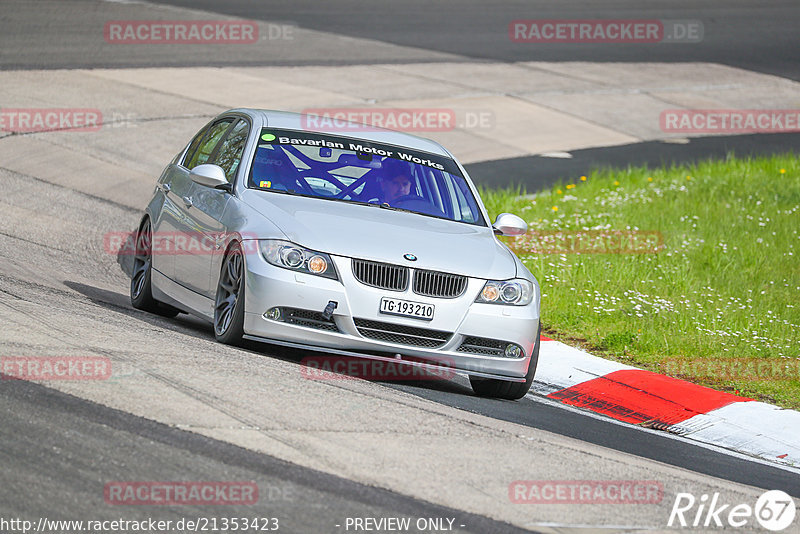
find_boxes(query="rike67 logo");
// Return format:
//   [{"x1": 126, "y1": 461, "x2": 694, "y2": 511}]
[{"x1": 669, "y1": 490, "x2": 796, "y2": 531}]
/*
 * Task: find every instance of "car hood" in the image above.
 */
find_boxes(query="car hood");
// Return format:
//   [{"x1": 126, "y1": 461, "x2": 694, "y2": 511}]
[{"x1": 240, "y1": 191, "x2": 517, "y2": 279}]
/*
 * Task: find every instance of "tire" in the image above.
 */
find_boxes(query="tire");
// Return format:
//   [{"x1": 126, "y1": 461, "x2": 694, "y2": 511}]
[
  {"x1": 130, "y1": 218, "x2": 180, "y2": 318},
  {"x1": 469, "y1": 321, "x2": 541, "y2": 400},
  {"x1": 214, "y1": 243, "x2": 246, "y2": 346}
]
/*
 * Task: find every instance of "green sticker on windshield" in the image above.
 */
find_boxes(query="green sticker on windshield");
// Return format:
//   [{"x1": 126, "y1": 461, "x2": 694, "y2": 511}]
[{"x1": 261, "y1": 133, "x2": 276, "y2": 142}]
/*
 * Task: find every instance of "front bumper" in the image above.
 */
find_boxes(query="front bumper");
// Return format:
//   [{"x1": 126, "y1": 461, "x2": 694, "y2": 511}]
[{"x1": 242, "y1": 250, "x2": 540, "y2": 380}]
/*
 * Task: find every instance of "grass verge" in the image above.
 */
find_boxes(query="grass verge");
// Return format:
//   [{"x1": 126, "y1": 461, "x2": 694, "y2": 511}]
[{"x1": 481, "y1": 153, "x2": 800, "y2": 409}]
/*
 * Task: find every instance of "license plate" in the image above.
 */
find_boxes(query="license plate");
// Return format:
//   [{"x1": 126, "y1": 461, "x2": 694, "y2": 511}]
[{"x1": 379, "y1": 297, "x2": 434, "y2": 321}]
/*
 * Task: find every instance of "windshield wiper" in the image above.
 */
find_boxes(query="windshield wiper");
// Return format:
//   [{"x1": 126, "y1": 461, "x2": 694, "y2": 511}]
[
  {"x1": 339, "y1": 199, "x2": 415, "y2": 214},
  {"x1": 377, "y1": 203, "x2": 415, "y2": 214},
  {"x1": 338, "y1": 198, "x2": 379, "y2": 207},
  {"x1": 257, "y1": 187, "x2": 303, "y2": 197}
]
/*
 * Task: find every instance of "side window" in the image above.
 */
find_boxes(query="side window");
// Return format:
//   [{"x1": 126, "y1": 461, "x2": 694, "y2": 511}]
[
  {"x1": 434, "y1": 172, "x2": 480, "y2": 224},
  {"x1": 185, "y1": 120, "x2": 234, "y2": 170},
  {"x1": 211, "y1": 120, "x2": 249, "y2": 181},
  {"x1": 182, "y1": 125, "x2": 209, "y2": 167}
]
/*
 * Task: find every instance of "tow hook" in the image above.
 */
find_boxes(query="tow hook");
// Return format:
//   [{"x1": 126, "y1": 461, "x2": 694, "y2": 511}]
[{"x1": 322, "y1": 300, "x2": 338, "y2": 320}]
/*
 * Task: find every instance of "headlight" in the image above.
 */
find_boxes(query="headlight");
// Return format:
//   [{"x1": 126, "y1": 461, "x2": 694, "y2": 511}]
[
  {"x1": 476, "y1": 279, "x2": 533, "y2": 306},
  {"x1": 259, "y1": 240, "x2": 338, "y2": 279}
]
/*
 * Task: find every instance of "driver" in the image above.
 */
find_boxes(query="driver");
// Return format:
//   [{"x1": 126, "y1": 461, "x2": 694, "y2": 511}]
[{"x1": 375, "y1": 160, "x2": 413, "y2": 204}]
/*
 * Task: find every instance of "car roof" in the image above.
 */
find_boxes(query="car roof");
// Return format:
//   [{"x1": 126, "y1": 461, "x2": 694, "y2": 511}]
[{"x1": 228, "y1": 108, "x2": 453, "y2": 158}]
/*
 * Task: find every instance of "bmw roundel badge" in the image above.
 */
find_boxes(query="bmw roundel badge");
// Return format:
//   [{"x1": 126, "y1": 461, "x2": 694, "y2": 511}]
[{"x1": 403, "y1": 253, "x2": 417, "y2": 261}]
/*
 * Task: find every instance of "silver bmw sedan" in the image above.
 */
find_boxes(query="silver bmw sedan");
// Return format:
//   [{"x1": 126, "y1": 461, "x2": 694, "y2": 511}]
[{"x1": 130, "y1": 108, "x2": 541, "y2": 399}]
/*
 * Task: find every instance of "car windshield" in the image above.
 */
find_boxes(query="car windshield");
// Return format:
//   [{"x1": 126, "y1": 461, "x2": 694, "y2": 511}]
[{"x1": 247, "y1": 128, "x2": 485, "y2": 226}]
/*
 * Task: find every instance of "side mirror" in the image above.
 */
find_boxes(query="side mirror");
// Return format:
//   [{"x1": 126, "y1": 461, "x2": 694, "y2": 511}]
[
  {"x1": 492, "y1": 213, "x2": 528, "y2": 236},
  {"x1": 190, "y1": 164, "x2": 230, "y2": 190}
]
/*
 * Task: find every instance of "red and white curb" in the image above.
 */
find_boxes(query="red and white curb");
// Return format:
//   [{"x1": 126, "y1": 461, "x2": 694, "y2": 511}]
[{"x1": 532, "y1": 336, "x2": 800, "y2": 468}]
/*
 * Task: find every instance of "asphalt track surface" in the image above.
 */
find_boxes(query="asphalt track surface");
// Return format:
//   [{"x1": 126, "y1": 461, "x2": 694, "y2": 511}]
[
  {"x1": 0, "y1": 379, "x2": 527, "y2": 534},
  {"x1": 383, "y1": 385, "x2": 800, "y2": 499},
  {"x1": 2, "y1": 0, "x2": 799, "y2": 186},
  {"x1": 2, "y1": 1, "x2": 800, "y2": 532},
  {"x1": 22, "y1": 0, "x2": 800, "y2": 80},
  {"x1": 153, "y1": 0, "x2": 800, "y2": 80}
]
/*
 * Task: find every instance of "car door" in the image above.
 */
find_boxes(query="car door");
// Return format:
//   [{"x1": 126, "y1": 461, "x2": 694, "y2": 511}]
[
  {"x1": 169, "y1": 118, "x2": 235, "y2": 295},
  {"x1": 181, "y1": 118, "x2": 250, "y2": 299},
  {"x1": 150, "y1": 121, "x2": 215, "y2": 280}
]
